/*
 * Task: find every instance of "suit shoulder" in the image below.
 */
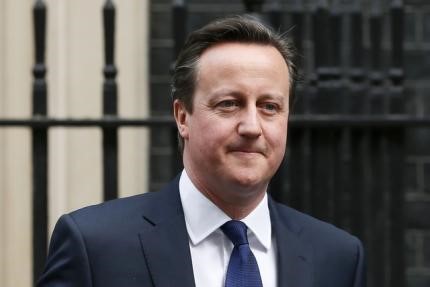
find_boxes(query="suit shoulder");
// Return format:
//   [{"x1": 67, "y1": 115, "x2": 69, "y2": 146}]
[
  {"x1": 70, "y1": 192, "x2": 150, "y2": 219},
  {"x1": 66, "y1": 181, "x2": 179, "y2": 231}
]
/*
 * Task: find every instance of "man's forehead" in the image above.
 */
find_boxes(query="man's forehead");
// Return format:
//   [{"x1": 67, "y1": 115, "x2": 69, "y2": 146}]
[{"x1": 197, "y1": 42, "x2": 288, "y2": 74}]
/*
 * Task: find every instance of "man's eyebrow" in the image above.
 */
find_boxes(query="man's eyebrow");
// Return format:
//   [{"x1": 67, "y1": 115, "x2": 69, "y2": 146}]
[
  {"x1": 208, "y1": 89, "x2": 288, "y2": 104},
  {"x1": 211, "y1": 88, "x2": 241, "y2": 97},
  {"x1": 207, "y1": 90, "x2": 245, "y2": 104},
  {"x1": 259, "y1": 93, "x2": 287, "y2": 102}
]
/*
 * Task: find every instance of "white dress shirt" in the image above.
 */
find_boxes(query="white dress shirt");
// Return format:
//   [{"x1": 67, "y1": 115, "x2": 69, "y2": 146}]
[{"x1": 179, "y1": 170, "x2": 277, "y2": 287}]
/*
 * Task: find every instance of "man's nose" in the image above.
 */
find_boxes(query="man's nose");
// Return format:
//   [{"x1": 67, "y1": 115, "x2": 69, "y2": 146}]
[{"x1": 237, "y1": 107, "x2": 262, "y2": 138}]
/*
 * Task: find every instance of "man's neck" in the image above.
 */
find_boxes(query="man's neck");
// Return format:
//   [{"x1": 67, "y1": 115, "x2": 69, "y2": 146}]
[{"x1": 184, "y1": 167, "x2": 267, "y2": 219}]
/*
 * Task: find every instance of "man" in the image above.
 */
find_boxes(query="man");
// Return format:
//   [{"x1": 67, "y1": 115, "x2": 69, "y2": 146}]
[{"x1": 38, "y1": 16, "x2": 365, "y2": 287}]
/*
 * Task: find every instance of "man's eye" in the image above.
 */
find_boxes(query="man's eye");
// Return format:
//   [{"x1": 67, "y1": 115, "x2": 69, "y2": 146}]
[
  {"x1": 262, "y1": 103, "x2": 278, "y2": 112},
  {"x1": 218, "y1": 100, "x2": 238, "y2": 108}
]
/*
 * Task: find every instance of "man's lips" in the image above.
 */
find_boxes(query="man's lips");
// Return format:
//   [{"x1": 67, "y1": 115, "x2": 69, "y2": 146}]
[
  {"x1": 231, "y1": 149, "x2": 261, "y2": 154},
  {"x1": 228, "y1": 146, "x2": 266, "y2": 155}
]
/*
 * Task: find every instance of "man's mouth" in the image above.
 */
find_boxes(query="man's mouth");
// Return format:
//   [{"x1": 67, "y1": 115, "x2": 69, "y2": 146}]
[{"x1": 228, "y1": 146, "x2": 265, "y2": 156}]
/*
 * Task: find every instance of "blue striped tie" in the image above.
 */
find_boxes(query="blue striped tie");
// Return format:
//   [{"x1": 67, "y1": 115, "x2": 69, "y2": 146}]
[{"x1": 221, "y1": 220, "x2": 263, "y2": 287}]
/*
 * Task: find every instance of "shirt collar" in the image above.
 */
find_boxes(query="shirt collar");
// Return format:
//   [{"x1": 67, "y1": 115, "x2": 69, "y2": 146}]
[{"x1": 179, "y1": 169, "x2": 272, "y2": 251}]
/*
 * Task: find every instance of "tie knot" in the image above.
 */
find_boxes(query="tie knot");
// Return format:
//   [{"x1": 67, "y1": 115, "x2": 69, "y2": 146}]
[{"x1": 221, "y1": 220, "x2": 248, "y2": 246}]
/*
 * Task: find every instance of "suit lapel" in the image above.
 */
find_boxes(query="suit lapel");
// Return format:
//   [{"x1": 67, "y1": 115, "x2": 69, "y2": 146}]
[
  {"x1": 138, "y1": 179, "x2": 314, "y2": 287},
  {"x1": 269, "y1": 197, "x2": 314, "y2": 287},
  {"x1": 138, "y1": 178, "x2": 196, "y2": 287}
]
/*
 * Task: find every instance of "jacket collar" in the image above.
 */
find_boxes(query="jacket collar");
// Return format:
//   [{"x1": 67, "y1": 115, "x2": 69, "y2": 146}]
[
  {"x1": 269, "y1": 196, "x2": 314, "y2": 287},
  {"x1": 138, "y1": 176, "x2": 196, "y2": 287},
  {"x1": 138, "y1": 177, "x2": 313, "y2": 287}
]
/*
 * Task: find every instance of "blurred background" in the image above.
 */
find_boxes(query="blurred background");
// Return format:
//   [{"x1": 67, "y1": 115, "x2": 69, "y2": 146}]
[{"x1": 0, "y1": 0, "x2": 429, "y2": 286}]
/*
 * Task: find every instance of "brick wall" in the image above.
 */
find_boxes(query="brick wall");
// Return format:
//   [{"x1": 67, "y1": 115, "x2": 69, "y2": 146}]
[{"x1": 404, "y1": 0, "x2": 430, "y2": 285}]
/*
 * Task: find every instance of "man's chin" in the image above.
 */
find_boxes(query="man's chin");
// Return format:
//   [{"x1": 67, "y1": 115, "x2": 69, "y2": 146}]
[
  {"x1": 229, "y1": 151, "x2": 264, "y2": 161},
  {"x1": 228, "y1": 172, "x2": 269, "y2": 190}
]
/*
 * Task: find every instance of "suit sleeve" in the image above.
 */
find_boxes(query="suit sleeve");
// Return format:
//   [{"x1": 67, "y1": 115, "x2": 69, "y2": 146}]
[
  {"x1": 353, "y1": 237, "x2": 366, "y2": 287},
  {"x1": 37, "y1": 214, "x2": 92, "y2": 287}
]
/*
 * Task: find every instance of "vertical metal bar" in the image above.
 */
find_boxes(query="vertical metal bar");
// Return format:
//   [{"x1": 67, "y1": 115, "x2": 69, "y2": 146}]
[
  {"x1": 330, "y1": 2, "x2": 342, "y2": 77},
  {"x1": 242, "y1": 0, "x2": 266, "y2": 29},
  {"x1": 291, "y1": 0, "x2": 303, "y2": 54},
  {"x1": 349, "y1": 2, "x2": 365, "y2": 88},
  {"x1": 172, "y1": 0, "x2": 188, "y2": 59},
  {"x1": 330, "y1": 0, "x2": 345, "y2": 227},
  {"x1": 337, "y1": 128, "x2": 351, "y2": 230},
  {"x1": 269, "y1": 155, "x2": 288, "y2": 204},
  {"x1": 369, "y1": 129, "x2": 385, "y2": 287},
  {"x1": 311, "y1": 0, "x2": 329, "y2": 220},
  {"x1": 267, "y1": 0, "x2": 281, "y2": 31},
  {"x1": 310, "y1": 129, "x2": 333, "y2": 221},
  {"x1": 369, "y1": 2, "x2": 384, "y2": 114},
  {"x1": 387, "y1": 128, "x2": 405, "y2": 287},
  {"x1": 387, "y1": 1, "x2": 405, "y2": 286},
  {"x1": 369, "y1": 2, "x2": 386, "y2": 286},
  {"x1": 296, "y1": 1, "x2": 313, "y2": 215},
  {"x1": 102, "y1": 0, "x2": 118, "y2": 201},
  {"x1": 300, "y1": 85, "x2": 315, "y2": 215},
  {"x1": 390, "y1": 0, "x2": 403, "y2": 76},
  {"x1": 389, "y1": 0, "x2": 404, "y2": 113},
  {"x1": 314, "y1": 0, "x2": 331, "y2": 81},
  {"x1": 285, "y1": 128, "x2": 303, "y2": 208},
  {"x1": 242, "y1": 0, "x2": 264, "y2": 14},
  {"x1": 347, "y1": 3, "x2": 372, "y2": 268},
  {"x1": 32, "y1": 0, "x2": 48, "y2": 283},
  {"x1": 348, "y1": 1, "x2": 368, "y2": 243}
]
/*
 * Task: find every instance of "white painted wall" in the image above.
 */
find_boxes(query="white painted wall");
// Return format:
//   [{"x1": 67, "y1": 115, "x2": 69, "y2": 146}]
[
  {"x1": 0, "y1": 1, "x2": 33, "y2": 286},
  {"x1": 0, "y1": 0, "x2": 150, "y2": 285}
]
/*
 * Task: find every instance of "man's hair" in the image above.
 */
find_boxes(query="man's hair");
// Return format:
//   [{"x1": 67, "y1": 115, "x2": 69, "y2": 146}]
[{"x1": 172, "y1": 15, "x2": 297, "y2": 150}]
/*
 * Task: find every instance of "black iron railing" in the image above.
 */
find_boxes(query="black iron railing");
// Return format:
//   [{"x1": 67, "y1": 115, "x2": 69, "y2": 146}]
[
  {"x1": 0, "y1": 0, "x2": 421, "y2": 286},
  {"x1": 32, "y1": 0, "x2": 48, "y2": 280}
]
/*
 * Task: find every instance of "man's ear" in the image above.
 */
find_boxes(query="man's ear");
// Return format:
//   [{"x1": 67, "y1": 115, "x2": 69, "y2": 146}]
[{"x1": 173, "y1": 99, "x2": 189, "y2": 139}]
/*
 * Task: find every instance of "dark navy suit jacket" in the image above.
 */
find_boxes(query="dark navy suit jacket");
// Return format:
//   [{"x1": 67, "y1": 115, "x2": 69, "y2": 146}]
[{"x1": 37, "y1": 176, "x2": 366, "y2": 287}]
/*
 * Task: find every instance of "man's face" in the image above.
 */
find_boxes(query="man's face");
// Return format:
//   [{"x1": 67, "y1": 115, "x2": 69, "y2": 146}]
[{"x1": 175, "y1": 42, "x2": 290, "y2": 203}]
